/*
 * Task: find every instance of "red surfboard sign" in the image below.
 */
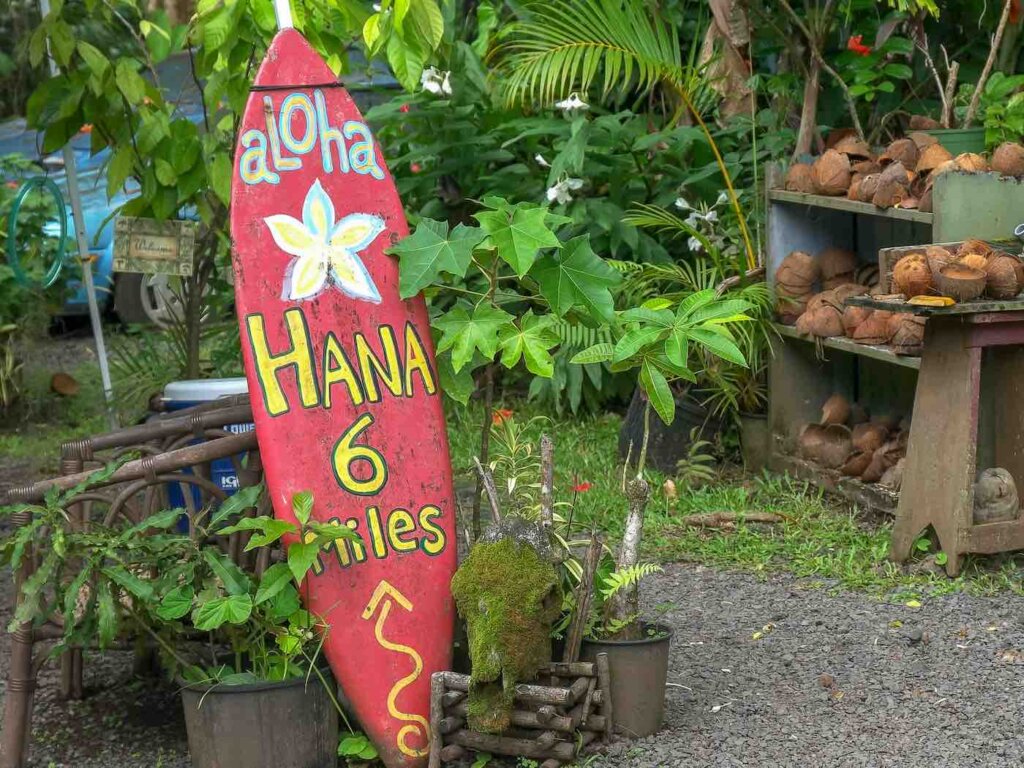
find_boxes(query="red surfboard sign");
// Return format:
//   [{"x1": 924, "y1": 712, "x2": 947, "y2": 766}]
[{"x1": 229, "y1": 28, "x2": 456, "y2": 768}]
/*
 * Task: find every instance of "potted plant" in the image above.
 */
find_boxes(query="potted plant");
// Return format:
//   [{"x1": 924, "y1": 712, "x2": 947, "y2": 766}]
[{"x1": 569, "y1": 286, "x2": 754, "y2": 736}]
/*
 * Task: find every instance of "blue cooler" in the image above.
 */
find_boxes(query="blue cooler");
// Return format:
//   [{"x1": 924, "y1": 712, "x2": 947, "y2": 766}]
[{"x1": 163, "y1": 378, "x2": 254, "y2": 514}]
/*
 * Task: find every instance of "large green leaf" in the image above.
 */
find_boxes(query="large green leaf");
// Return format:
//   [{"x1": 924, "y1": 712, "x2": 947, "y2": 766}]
[
  {"x1": 640, "y1": 359, "x2": 674, "y2": 424},
  {"x1": 529, "y1": 236, "x2": 619, "y2": 322},
  {"x1": 217, "y1": 516, "x2": 295, "y2": 551},
  {"x1": 689, "y1": 327, "x2": 747, "y2": 366},
  {"x1": 202, "y1": 549, "x2": 250, "y2": 596},
  {"x1": 570, "y1": 342, "x2": 613, "y2": 364},
  {"x1": 254, "y1": 563, "x2": 294, "y2": 605},
  {"x1": 156, "y1": 584, "x2": 195, "y2": 620},
  {"x1": 292, "y1": 491, "x2": 314, "y2": 525},
  {"x1": 287, "y1": 541, "x2": 322, "y2": 585},
  {"x1": 102, "y1": 566, "x2": 154, "y2": 601},
  {"x1": 406, "y1": 0, "x2": 444, "y2": 51},
  {"x1": 497, "y1": 311, "x2": 560, "y2": 377},
  {"x1": 97, "y1": 584, "x2": 118, "y2": 649},
  {"x1": 434, "y1": 304, "x2": 515, "y2": 371},
  {"x1": 474, "y1": 205, "x2": 560, "y2": 276},
  {"x1": 192, "y1": 594, "x2": 253, "y2": 631},
  {"x1": 388, "y1": 219, "x2": 484, "y2": 298},
  {"x1": 612, "y1": 326, "x2": 665, "y2": 364},
  {"x1": 387, "y1": 33, "x2": 426, "y2": 92},
  {"x1": 209, "y1": 482, "x2": 264, "y2": 529}
]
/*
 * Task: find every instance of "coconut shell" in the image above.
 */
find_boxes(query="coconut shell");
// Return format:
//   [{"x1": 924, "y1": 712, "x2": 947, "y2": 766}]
[
  {"x1": 818, "y1": 247, "x2": 857, "y2": 281},
  {"x1": 852, "y1": 159, "x2": 882, "y2": 175},
  {"x1": 890, "y1": 315, "x2": 926, "y2": 356},
  {"x1": 846, "y1": 176, "x2": 863, "y2": 201},
  {"x1": 957, "y1": 239, "x2": 992, "y2": 257},
  {"x1": 908, "y1": 116, "x2": 941, "y2": 131},
  {"x1": 51, "y1": 372, "x2": 80, "y2": 396},
  {"x1": 908, "y1": 130, "x2": 940, "y2": 150},
  {"x1": 799, "y1": 424, "x2": 828, "y2": 461},
  {"x1": 916, "y1": 143, "x2": 953, "y2": 174},
  {"x1": 800, "y1": 423, "x2": 853, "y2": 469},
  {"x1": 856, "y1": 264, "x2": 879, "y2": 288},
  {"x1": 892, "y1": 254, "x2": 933, "y2": 297},
  {"x1": 879, "y1": 458, "x2": 905, "y2": 491},
  {"x1": 852, "y1": 422, "x2": 888, "y2": 454},
  {"x1": 821, "y1": 393, "x2": 851, "y2": 426},
  {"x1": 924, "y1": 245, "x2": 954, "y2": 278},
  {"x1": 984, "y1": 255, "x2": 1020, "y2": 299},
  {"x1": 857, "y1": 173, "x2": 880, "y2": 202},
  {"x1": 954, "y1": 152, "x2": 988, "y2": 172},
  {"x1": 926, "y1": 159, "x2": 958, "y2": 190},
  {"x1": 842, "y1": 305, "x2": 871, "y2": 336},
  {"x1": 812, "y1": 149, "x2": 852, "y2": 195},
  {"x1": 834, "y1": 135, "x2": 873, "y2": 160},
  {"x1": 861, "y1": 439, "x2": 903, "y2": 483},
  {"x1": 849, "y1": 402, "x2": 870, "y2": 425},
  {"x1": 918, "y1": 187, "x2": 933, "y2": 213},
  {"x1": 872, "y1": 162, "x2": 912, "y2": 208},
  {"x1": 794, "y1": 308, "x2": 814, "y2": 334},
  {"x1": 776, "y1": 251, "x2": 820, "y2": 294},
  {"x1": 841, "y1": 451, "x2": 873, "y2": 477},
  {"x1": 879, "y1": 139, "x2": 918, "y2": 168},
  {"x1": 936, "y1": 263, "x2": 986, "y2": 302},
  {"x1": 852, "y1": 310, "x2": 896, "y2": 344},
  {"x1": 776, "y1": 294, "x2": 810, "y2": 325},
  {"x1": 959, "y1": 252, "x2": 989, "y2": 272},
  {"x1": 991, "y1": 142, "x2": 1024, "y2": 177},
  {"x1": 804, "y1": 303, "x2": 845, "y2": 337},
  {"x1": 784, "y1": 163, "x2": 816, "y2": 193}
]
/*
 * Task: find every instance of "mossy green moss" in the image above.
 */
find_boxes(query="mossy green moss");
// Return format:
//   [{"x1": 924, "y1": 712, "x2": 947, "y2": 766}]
[{"x1": 451, "y1": 536, "x2": 561, "y2": 733}]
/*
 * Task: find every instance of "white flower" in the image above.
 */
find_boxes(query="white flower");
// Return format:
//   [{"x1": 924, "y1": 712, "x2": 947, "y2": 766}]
[
  {"x1": 674, "y1": 197, "x2": 691, "y2": 210},
  {"x1": 555, "y1": 92, "x2": 589, "y2": 112},
  {"x1": 685, "y1": 212, "x2": 700, "y2": 228},
  {"x1": 687, "y1": 236, "x2": 702, "y2": 252},
  {"x1": 546, "y1": 177, "x2": 584, "y2": 205},
  {"x1": 715, "y1": 191, "x2": 729, "y2": 207},
  {"x1": 372, "y1": 2, "x2": 381, "y2": 10},
  {"x1": 421, "y1": 67, "x2": 452, "y2": 96},
  {"x1": 535, "y1": 154, "x2": 550, "y2": 168},
  {"x1": 705, "y1": 210, "x2": 718, "y2": 224}
]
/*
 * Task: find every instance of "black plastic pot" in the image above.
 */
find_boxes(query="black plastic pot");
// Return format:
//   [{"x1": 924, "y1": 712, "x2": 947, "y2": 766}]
[
  {"x1": 180, "y1": 672, "x2": 338, "y2": 768},
  {"x1": 739, "y1": 411, "x2": 770, "y2": 473},
  {"x1": 580, "y1": 624, "x2": 672, "y2": 738},
  {"x1": 618, "y1": 389, "x2": 724, "y2": 473}
]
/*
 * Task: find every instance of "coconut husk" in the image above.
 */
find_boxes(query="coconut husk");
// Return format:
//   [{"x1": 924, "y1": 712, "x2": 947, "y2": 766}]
[
  {"x1": 852, "y1": 159, "x2": 882, "y2": 176},
  {"x1": 861, "y1": 439, "x2": 904, "y2": 483},
  {"x1": 994, "y1": 251, "x2": 1024, "y2": 287},
  {"x1": 821, "y1": 393, "x2": 851, "y2": 426},
  {"x1": 852, "y1": 309, "x2": 895, "y2": 344},
  {"x1": 896, "y1": 196, "x2": 920, "y2": 210},
  {"x1": 802, "y1": 423, "x2": 853, "y2": 469},
  {"x1": 957, "y1": 239, "x2": 992, "y2": 257},
  {"x1": 879, "y1": 138, "x2": 918, "y2": 168},
  {"x1": 857, "y1": 173, "x2": 880, "y2": 202},
  {"x1": 842, "y1": 305, "x2": 871, "y2": 336},
  {"x1": 776, "y1": 294, "x2": 809, "y2": 325},
  {"x1": 984, "y1": 255, "x2": 1020, "y2": 299},
  {"x1": 852, "y1": 422, "x2": 888, "y2": 454},
  {"x1": 991, "y1": 142, "x2": 1024, "y2": 177},
  {"x1": 818, "y1": 247, "x2": 857, "y2": 281},
  {"x1": 812, "y1": 149, "x2": 852, "y2": 195},
  {"x1": 908, "y1": 130, "x2": 939, "y2": 150},
  {"x1": 855, "y1": 264, "x2": 879, "y2": 288},
  {"x1": 51, "y1": 372, "x2": 80, "y2": 396},
  {"x1": 846, "y1": 176, "x2": 863, "y2": 201},
  {"x1": 926, "y1": 159, "x2": 958, "y2": 190},
  {"x1": 892, "y1": 253, "x2": 933, "y2": 297},
  {"x1": 825, "y1": 128, "x2": 859, "y2": 149},
  {"x1": 776, "y1": 250, "x2": 820, "y2": 294},
  {"x1": 840, "y1": 451, "x2": 873, "y2": 477},
  {"x1": 908, "y1": 116, "x2": 941, "y2": 131},
  {"x1": 834, "y1": 135, "x2": 873, "y2": 160},
  {"x1": 924, "y1": 245, "x2": 954, "y2": 278},
  {"x1": 936, "y1": 263, "x2": 986, "y2": 302},
  {"x1": 954, "y1": 152, "x2": 989, "y2": 173},
  {"x1": 872, "y1": 162, "x2": 912, "y2": 208},
  {"x1": 973, "y1": 468, "x2": 1020, "y2": 524},
  {"x1": 916, "y1": 143, "x2": 953, "y2": 175},
  {"x1": 918, "y1": 187, "x2": 933, "y2": 213},
  {"x1": 879, "y1": 458, "x2": 905, "y2": 491},
  {"x1": 959, "y1": 252, "x2": 989, "y2": 272},
  {"x1": 849, "y1": 402, "x2": 870, "y2": 425},
  {"x1": 803, "y1": 302, "x2": 845, "y2": 337},
  {"x1": 793, "y1": 308, "x2": 814, "y2": 334},
  {"x1": 890, "y1": 315, "x2": 926, "y2": 356},
  {"x1": 784, "y1": 163, "x2": 816, "y2": 193}
]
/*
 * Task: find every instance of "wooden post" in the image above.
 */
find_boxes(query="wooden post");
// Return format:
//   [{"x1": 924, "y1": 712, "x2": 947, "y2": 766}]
[
  {"x1": 539, "y1": 434, "x2": 554, "y2": 529},
  {"x1": 596, "y1": 652, "x2": 614, "y2": 742},
  {"x1": 562, "y1": 532, "x2": 602, "y2": 664},
  {"x1": 429, "y1": 673, "x2": 444, "y2": 768}
]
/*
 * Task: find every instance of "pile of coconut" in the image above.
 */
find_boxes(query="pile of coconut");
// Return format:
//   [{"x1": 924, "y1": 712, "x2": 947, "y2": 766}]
[
  {"x1": 782, "y1": 134, "x2": 1024, "y2": 212},
  {"x1": 775, "y1": 248, "x2": 926, "y2": 355},
  {"x1": 798, "y1": 393, "x2": 906, "y2": 490},
  {"x1": 889, "y1": 239, "x2": 1024, "y2": 302}
]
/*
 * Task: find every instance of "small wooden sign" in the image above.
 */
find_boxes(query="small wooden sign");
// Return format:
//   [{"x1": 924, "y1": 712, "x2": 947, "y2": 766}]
[{"x1": 113, "y1": 217, "x2": 196, "y2": 276}]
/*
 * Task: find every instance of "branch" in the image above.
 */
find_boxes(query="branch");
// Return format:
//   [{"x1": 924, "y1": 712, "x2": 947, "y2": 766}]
[{"x1": 964, "y1": 0, "x2": 1013, "y2": 128}]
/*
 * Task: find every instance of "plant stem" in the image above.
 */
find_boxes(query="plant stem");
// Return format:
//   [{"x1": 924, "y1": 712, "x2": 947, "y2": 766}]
[
  {"x1": 964, "y1": 0, "x2": 1014, "y2": 128},
  {"x1": 471, "y1": 363, "x2": 496, "y2": 541}
]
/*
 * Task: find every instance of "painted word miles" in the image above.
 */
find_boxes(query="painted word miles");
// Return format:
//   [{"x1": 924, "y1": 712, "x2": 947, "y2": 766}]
[{"x1": 238, "y1": 89, "x2": 384, "y2": 185}]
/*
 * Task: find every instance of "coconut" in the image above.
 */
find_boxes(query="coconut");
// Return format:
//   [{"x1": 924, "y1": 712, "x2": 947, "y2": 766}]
[
  {"x1": 818, "y1": 247, "x2": 857, "y2": 283},
  {"x1": 984, "y1": 254, "x2": 1020, "y2": 299},
  {"x1": 846, "y1": 176, "x2": 863, "y2": 201},
  {"x1": 908, "y1": 115, "x2": 941, "y2": 131},
  {"x1": 821, "y1": 393, "x2": 851, "y2": 426},
  {"x1": 959, "y1": 252, "x2": 989, "y2": 272},
  {"x1": 804, "y1": 302, "x2": 845, "y2": 337},
  {"x1": 924, "y1": 245, "x2": 954, "y2": 278},
  {"x1": 809, "y1": 424, "x2": 853, "y2": 469},
  {"x1": 879, "y1": 458, "x2": 905, "y2": 491},
  {"x1": 936, "y1": 263, "x2": 986, "y2": 302},
  {"x1": 919, "y1": 188, "x2": 933, "y2": 213},
  {"x1": 852, "y1": 159, "x2": 882, "y2": 175},
  {"x1": 840, "y1": 451, "x2": 873, "y2": 477},
  {"x1": 879, "y1": 138, "x2": 918, "y2": 168},
  {"x1": 794, "y1": 308, "x2": 814, "y2": 334},
  {"x1": 784, "y1": 163, "x2": 816, "y2": 193},
  {"x1": 834, "y1": 135, "x2": 873, "y2": 160},
  {"x1": 812, "y1": 149, "x2": 852, "y2": 195},
  {"x1": 856, "y1": 263, "x2": 879, "y2": 288},
  {"x1": 973, "y1": 468, "x2": 1020, "y2": 524},
  {"x1": 872, "y1": 162, "x2": 912, "y2": 208},
  {"x1": 852, "y1": 422, "x2": 888, "y2": 454},
  {"x1": 916, "y1": 143, "x2": 953, "y2": 175},
  {"x1": 957, "y1": 239, "x2": 992, "y2": 258},
  {"x1": 799, "y1": 424, "x2": 827, "y2": 461},
  {"x1": 892, "y1": 253, "x2": 933, "y2": 297},
  {"x1": 852, "y1": 310, "x2": 895, "y2": 344},
  {"x1": 842, "y1": 305, "x2": 872, "y2": 336},
  {"x1": 776, "y1": 251, "x2": 819, "y2": 295},
  {"x1": 926, "y1": 159, "x2": 958, "y2": 189},
  {"x1": 831, "y1": 283, "x2": 869, "y2": 304},
  {"x1": 857, "y1": 173, "x2": 880, "y2": 202},
  {"x1": 991, "y1": 142, "x2": 1024, "y2": 177},
  {"x1": 907, "y1": 130, "x2": 940, "y2": 150},
  {"x1": 954, "y1": 152, "x2": 988, "y2": 173},
  {"x1": 862, "y1": 439, "x2": 904, "y2": 483},
  {"x1": 890, "y1": 315, "x2": 926, "y2": 355},
  {"x1": 849, "y1": 402, "x2": 870, "y2": 425}
]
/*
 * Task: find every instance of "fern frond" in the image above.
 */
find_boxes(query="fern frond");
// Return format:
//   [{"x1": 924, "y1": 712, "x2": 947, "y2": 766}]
[
  {"x1": 600, "y1": 563, "x2": 662, "y2": 598},
  {"x1": 550, "y1": 319, "x2": 614, "y2": 351}
]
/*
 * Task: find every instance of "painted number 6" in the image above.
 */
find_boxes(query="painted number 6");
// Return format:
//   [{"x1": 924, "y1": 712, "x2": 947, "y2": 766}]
[{"x1": 331, "y1": 413, "x2": 388, "y2": 495}]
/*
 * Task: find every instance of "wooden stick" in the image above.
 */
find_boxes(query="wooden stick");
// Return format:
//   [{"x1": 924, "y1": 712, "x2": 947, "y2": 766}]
[
  {"x1": 580, "y1": 675, "x2": 597, "y2": 728},
  {"x1": 542, "y1": 661, "x2": 596, "y2": 678},
  {"x1": 449, "y1": 730, "x2": 575, "y2": 761},
  {"x1": 429, "y1": 673, "x2": 444, "y2": 768},
  {"x1": 440, "y1": 672, "x2": 576, "y2": 706},
  {"x1": 439, "y1": 744, "x2": 465, "y2": 761},
  {"x1": 540, "y1": 434, "x2": 554, "y2": 529},
  {"x1": 562, "y1": 532, "x2": 602, "y2": 664},
  {"x1": 965, "y1": 0, "x2": 1014, "y2": 128},
  {"x1": 536, "y1": 731, "x2": 558, "y2": 750},
  {"x1": 441, "y1": 690, "x2": 465, "y2": 708},
  {"x1": 473, "y1": 457, "x2": 502, "y2": 524},
  {"x1": 679, "y1": 511, "x2": 783, "y2": 528},
  {"x1": 447, "y1": 701, "x2": 604, "y2": 733},
  {"x1": 540, "y1": 761, "x2": 563, "y2": 768},
  {"x1": 596, "y1": 653, "x2": 614, "y2": 742},
  {"x1": 943, "y1": 60, "x2": 960, "y2": 129},
  {"x1": 439, "y1": 716, "x2": 464, "y2": 735}
]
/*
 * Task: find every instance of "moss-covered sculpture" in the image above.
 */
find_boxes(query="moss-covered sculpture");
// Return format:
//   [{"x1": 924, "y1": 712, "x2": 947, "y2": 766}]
[{"x1": 450, "y1": 517, "x2": 562, "y2": 733}]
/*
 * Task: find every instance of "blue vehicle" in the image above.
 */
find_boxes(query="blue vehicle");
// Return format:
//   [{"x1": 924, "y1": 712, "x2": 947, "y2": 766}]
[{"x1": 1, "y1": 50, "x2": 398, "y2": 325}]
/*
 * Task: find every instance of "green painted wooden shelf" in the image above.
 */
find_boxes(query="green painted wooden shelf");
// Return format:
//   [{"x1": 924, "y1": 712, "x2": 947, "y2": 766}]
[
  {"x1": 768, "y1": 189, "x2": 934, "y2": 224},
  {"x1": 774, "y1": 323, "x2": 921, "y2": 370}
]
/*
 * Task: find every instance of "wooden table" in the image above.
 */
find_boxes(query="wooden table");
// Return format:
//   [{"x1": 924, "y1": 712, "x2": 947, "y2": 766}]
[{"x1": 848, "y1": 297, "x2": 1024, "y2": 576}]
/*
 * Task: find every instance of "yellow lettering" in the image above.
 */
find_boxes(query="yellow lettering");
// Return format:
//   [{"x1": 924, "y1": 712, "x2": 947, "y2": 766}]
[
  {"x1": 355, "y1": 326, "x2": 403, "y2": 403},
  {"x1": 323, "y1": 332, "x2": 365, "y2": 408},
  {"x1": 366, "y1": 506, "x2": 387, "y2": 559},
  {"x1": 418, "y1": 505, "x2": 447, "y2": 556},
  {"x1": 403, "y1": 322, "x2": 437, "y2": 397},
  {"x1": 386, "y1": 509, "x2": 418, "y2": 553},
  {"x1": 336, "y1": 518, "x2": 366, "y2": 566},
  {"x1": 245, "y1": 309, "x2": 320, "y2": 417}
]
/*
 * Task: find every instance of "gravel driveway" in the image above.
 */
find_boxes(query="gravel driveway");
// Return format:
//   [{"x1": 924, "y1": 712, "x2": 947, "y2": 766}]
[{"x1": 3, "y1": 563, "x2": 1023, "y2": 767}]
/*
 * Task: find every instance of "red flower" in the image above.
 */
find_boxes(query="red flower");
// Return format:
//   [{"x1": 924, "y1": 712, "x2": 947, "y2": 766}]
[
  {"x1": 400, "y1": 103, "x2": 410, "y2": 113},
  {"x1": 5, "y1": 181, "x2": 19, "y2": 190},
  {"x1": 79, "y1": 123, "x2": 93, "y2": 134},
  {"x1": 491, "y1": 408, "x2": 513, "y2": 425},
  {"x1": 847, "y1": 35, "x2": 871, "y2": 56},
  {"x1": 410, "y1": 162, "x2": 422, "y2": 173},
  {"x1": 573, "y1": 481, "x2": 592, "y2": 493}
]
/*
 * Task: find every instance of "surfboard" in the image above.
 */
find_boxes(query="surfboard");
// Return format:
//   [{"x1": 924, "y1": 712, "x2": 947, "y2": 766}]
[{"x1": 229, "y1": 28, "x2": 456, "y2": 768}]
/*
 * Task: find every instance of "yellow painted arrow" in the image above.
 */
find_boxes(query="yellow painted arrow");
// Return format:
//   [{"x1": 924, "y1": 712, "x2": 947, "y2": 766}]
[{"x1": 361, "y1": 579, "x2": 429, "y2": 759}]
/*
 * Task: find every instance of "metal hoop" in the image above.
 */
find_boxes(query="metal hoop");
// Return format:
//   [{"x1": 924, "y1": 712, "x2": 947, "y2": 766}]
[{"x1": 6, "y1": 176, "x2": 67, "y2": 288}]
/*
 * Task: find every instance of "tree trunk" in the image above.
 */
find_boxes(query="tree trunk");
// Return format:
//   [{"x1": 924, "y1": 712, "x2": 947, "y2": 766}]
[{"x1": 793, "y1": 57, "x2": 821, "y2": 158}]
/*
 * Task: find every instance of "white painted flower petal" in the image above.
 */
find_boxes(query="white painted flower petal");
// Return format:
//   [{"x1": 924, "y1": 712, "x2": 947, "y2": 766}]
[
  {"x1": 330, "y1": 213, "x2": 385, "y2": 251},
  {"x1": 287, "y1": 250, "x2": 329, "y2": 300},
  {"x1": 329, "y1": 249, "x2": 382, "y2": 303},
  {"x1": 265, "y1": 214, "x2": 316, "y2": 257},
  {"x1": 302, "y1": 179, "x2": 335, "y2": 240}
]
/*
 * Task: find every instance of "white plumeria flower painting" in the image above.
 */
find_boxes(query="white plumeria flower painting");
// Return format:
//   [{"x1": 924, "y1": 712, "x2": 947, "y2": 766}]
[{"x1": 264, "y1": 179, "x2": 385, "y2": 304}]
